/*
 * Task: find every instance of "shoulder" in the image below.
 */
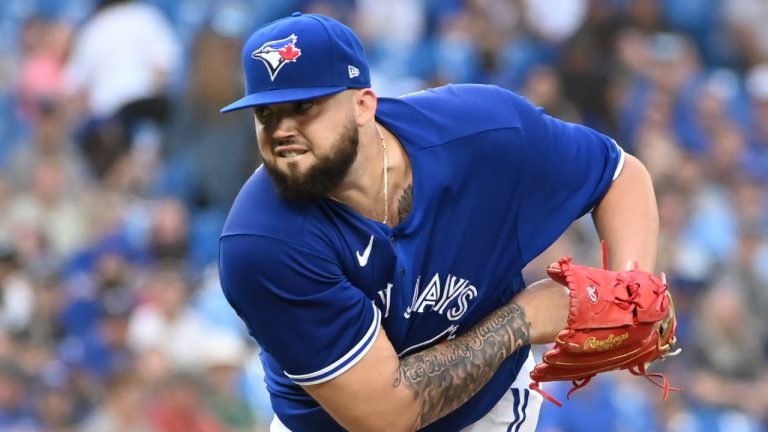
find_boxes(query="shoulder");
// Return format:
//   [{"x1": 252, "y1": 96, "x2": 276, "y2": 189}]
[
  {"x1": 400, "y1": 84, "x2": 531, "y2": 119},
  {"x1": 399, "y1": 83, "x2": 522, "y2": 106},
  {"x1": 377, "y1": 84, "x2": 536, "y2": 146},
  {"x1": 222, "y1": 167, "x2": 316, "y2": 242}
]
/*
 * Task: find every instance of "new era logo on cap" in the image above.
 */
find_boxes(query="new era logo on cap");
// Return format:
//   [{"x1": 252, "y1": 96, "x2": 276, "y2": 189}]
[
  {"x1": 252, "y1": 34, "x2": 302, "y2": 81},
  {"x1": 348, "y1": 65, "x2": 360, "y2": 78}
]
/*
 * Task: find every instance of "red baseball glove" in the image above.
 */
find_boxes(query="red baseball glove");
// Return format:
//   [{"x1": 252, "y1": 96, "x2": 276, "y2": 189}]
[{"x1": 529, "y1": 244, "x2": 680, "y2": 406}]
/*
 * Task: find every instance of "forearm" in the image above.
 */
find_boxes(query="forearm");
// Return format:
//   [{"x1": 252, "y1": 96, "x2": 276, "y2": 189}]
[
  {"x1": 592, "y1": 154, "x2": 659, "y2": 271},
  {"x1": 397, "y1": 302, "x2": 531, "y2": 429},
  {"x1": 304, "y1": 282, "x2": 565, "y2": 432}
]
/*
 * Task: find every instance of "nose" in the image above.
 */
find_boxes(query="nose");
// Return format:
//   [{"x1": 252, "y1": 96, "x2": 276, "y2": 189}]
[{"x1": 269, "y1": 113, "x2": 299, "y2": 143}]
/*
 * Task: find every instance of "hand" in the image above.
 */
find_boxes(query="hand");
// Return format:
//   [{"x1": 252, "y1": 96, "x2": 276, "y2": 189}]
[
  {"x1": 511, "y1": 273, "x2": 569, "y2": 345},
  {"x1": 528, "y1": 252, "x2": 680, "y2": 406}
]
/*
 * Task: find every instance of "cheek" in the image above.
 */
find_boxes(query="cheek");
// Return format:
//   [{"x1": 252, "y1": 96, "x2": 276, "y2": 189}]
[{"x1": 256, "y1": 133, "x2": 273, "y2": 158}]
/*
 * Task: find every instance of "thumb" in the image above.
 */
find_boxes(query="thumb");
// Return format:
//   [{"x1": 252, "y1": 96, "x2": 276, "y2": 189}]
[{"x1": 547, "y1": 262, "x2": 562, "y2": 273}]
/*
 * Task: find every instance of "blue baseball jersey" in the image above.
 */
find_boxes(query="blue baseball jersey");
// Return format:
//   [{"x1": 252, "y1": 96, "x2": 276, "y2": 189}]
[{"x1": 219, "y1": 84, "x2": 623, "y2": 431}]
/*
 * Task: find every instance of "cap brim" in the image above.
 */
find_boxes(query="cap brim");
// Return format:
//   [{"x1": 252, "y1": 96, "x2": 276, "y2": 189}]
[{"x1": 220, "y1": 86, "x2": 347, "y2": 112}]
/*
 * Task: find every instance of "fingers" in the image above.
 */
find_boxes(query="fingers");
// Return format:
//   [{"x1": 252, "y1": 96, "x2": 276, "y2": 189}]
[{"x1": 546, "y1": 262, "x2": 562, "y2": 274}]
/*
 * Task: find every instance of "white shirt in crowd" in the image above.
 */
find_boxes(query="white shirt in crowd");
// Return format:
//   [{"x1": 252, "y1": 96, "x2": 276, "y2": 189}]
[{"x1": 65, "y1": 1, "x2": 182, "y2": 118}]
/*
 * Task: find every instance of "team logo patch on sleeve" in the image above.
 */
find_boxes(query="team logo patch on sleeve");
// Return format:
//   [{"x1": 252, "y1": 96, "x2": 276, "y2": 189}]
[{"x1": 251, "y1": 34, "x2": 302, "y2": 81}]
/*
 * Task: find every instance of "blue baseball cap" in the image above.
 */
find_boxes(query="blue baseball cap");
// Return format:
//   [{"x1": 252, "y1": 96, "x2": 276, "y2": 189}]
[{"x1": 221, "y1": 12, "x2": 371, "y2": 112}]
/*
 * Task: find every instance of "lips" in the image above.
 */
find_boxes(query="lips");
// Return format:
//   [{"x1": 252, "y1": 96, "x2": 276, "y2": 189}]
[{"x1": 274, "y1": 145, "x2": 308, "y2": 158}]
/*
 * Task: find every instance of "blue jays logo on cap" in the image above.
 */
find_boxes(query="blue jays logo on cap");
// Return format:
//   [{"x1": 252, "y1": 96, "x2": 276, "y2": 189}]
[{"x1": 252, "y1": 34, "x2": 302, "y2": 81}]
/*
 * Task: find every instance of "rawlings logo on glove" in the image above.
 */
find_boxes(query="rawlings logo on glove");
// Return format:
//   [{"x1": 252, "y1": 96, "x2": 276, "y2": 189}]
[
  {"x1": 584, "y1": 332, "x2": 629, "y2": 351},
  {"x1": 529, "y1": 242, "x2": 681, "y2": 406}
]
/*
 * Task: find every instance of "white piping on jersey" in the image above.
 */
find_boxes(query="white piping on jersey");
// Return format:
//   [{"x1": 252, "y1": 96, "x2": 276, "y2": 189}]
[
  {"x1": 612, "y1": 140, "x2": 625, "y2": 180},
  {"x1": 284, "y1": 302, "x2": 381, "y2": 385}
]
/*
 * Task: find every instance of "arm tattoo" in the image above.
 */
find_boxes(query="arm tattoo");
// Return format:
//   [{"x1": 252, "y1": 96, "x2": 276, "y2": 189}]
[
  {"x1": 396, "y1": 184, "x2": 413, "y2": 224},
  {"x1": 394, "y1": 302, "x2": 531, "y2": 428}
]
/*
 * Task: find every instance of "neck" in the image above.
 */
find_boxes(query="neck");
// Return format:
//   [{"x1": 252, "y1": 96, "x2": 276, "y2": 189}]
[{"x1": 328, "y1": 122, "x2": 409, "y2": 225}]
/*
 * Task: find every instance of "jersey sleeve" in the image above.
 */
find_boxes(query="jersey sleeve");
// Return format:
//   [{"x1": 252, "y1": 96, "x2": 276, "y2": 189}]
[
  {"x1": 219, "y1": 234, "x2": 380, "y2": 385},
  {"x1": 508, "y1": 92, "x2": 624, "y2": 262}
]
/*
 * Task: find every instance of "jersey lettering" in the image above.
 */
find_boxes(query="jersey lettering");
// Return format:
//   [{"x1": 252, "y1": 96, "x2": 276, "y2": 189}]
[
  {"x1": 447, "y1": 285, "x2": 478, "y2": 321},
  {"x1": 403, "y1": 275, "x2": 421, "y2": 319},
  {"x1": 436, "y1": 275, "x2": 470, "y2": 314},
  {"x1": 415, "y1": 273, "x2": 442, "y2": 313},
  {"x1": 376, "y1": 283, "x2": 393, "y2": 318},
  {"x1": 403, "y1": 273, "x2": 478, "y2": 321}
]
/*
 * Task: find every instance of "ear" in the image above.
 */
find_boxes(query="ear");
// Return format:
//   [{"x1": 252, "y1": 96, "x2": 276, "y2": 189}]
[{"x1": 354, "y1": 88, "x2": 378, "y2": 127}]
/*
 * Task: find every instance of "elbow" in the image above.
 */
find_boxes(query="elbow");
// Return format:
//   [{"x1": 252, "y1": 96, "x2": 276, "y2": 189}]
[
  {"x1": 321, "y1": 393, "x2": 423, "y2": 432},
  {"x1": 338, "y1": 414, "x2": 419, "y2": 432},
  {"x1": 373, "y1": 417, "x2": 420, "y2": 432}
]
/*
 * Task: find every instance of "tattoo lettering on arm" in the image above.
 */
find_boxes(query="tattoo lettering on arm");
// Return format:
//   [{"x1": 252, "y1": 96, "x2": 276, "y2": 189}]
[
  {"x1": 394, "y1": 303, "x2": 531, "y2": 428},
  {"x1": 396, "y1": 184, "x2": 413, "y2": 224}
]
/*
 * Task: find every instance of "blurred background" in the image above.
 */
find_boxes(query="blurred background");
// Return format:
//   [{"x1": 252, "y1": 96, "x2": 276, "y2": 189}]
[{"x1": 0, "y1": 0, "x2": 766, "y2": 431}]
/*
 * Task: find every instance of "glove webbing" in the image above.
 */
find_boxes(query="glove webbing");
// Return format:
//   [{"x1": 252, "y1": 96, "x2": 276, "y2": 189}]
[{"x1": 529, "y1": 364, "x2": 682, "y2": 407}]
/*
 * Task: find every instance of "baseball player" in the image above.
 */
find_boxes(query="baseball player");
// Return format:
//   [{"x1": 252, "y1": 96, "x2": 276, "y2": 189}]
[{"x1": 218, "y1": 13, "x2": 660, "y2": 432}]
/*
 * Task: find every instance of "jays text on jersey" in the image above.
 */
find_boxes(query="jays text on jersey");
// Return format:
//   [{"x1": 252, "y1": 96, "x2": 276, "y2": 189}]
[{"x1": 219, "y1": 84, "x2": 624, "y2": 431}]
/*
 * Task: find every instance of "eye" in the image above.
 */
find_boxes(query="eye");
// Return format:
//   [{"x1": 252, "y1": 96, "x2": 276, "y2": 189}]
[
  {"x1": 296, "y1": 101, "x2": 314, "y2": 112},
  {"x1": 254, "y1": 107, "x2": 272, "y2": 121}
]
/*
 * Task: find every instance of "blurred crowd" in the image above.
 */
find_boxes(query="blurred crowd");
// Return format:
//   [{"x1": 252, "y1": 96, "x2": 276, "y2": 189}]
[{"x1": 0, "y1": 0, "x2": 766, "y2": 431}]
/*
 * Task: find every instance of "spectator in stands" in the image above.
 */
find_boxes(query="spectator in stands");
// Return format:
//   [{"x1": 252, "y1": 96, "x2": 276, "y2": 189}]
[
  {"x1": 149, "y1": 371, "x2": 222, "y2": 432},
  {"x1": 164, "y1": 27, "x2": 257, "y2": 215},
  {"x1": 202, "y1": 332, "x2": 262, "y2": 431},
  {"x1": 127, "y1": 264, "x2": 210, "y2": 371},
  {"x1": 64, "y1": 0, "x2": 181, "y2": 178},
  {"x1": 688, "y1": 286, "x2": 768, "y2": 427},
  {"x1": 0, "y1": 359, "x2": 38, "y2": 429},
  {"x1": 79, "y1": 370, "x2": 152, "y2": 432}
]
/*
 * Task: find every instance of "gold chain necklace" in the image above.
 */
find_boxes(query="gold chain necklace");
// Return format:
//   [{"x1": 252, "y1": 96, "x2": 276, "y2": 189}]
[{"x1": 375, "y1": 124, "x2": 388, "y2": 224}]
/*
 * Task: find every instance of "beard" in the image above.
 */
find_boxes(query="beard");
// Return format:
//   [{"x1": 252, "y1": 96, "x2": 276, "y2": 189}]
[{"x1": 263, "y1": 119, "x2": 359, "y2": 201}]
